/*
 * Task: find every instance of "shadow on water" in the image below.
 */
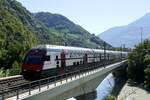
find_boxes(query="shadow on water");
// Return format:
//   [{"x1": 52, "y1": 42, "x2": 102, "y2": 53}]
[
  {"x1": 110, "y1": 76, "x2": 127, "y2": 97},
  {"x1": 75, "y1": 91, "x2": 97, "y2": 100}
]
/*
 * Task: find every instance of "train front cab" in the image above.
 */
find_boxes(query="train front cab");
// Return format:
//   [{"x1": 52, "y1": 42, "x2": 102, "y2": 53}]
[{"x1": 22, "y1": 49, "x2": 50, "y2": 79}]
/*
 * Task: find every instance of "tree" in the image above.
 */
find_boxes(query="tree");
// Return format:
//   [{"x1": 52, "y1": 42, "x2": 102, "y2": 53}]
[
  {"x1": 127, "y1": 40, "x2": 150, "y2": 83},
  {"x1": 144, "y1": 54, "x2": 150, "y2": 89},
  {"x1": 0, "y1": 4, "x2": 37, "y2": 70}
]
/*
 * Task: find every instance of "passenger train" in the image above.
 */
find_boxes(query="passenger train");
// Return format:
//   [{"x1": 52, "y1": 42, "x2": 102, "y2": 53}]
[{"x1": 21, "y1": 45, "x2": 128, "y2": 79}]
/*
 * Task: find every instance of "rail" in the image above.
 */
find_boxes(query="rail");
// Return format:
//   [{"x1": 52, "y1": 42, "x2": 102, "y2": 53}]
[{"x1": 0, "y1": 75, "x2": 29, "y2": 93}]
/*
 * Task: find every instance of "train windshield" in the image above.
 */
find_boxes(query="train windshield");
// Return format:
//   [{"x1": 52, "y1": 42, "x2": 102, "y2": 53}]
[{"x1": 24, "y1": 55, "x2": 43, "y2": 64}]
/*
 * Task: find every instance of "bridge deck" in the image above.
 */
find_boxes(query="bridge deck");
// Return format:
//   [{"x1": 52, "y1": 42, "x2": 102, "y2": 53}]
[{"x1": 5, "y1": 60, "x2": 126, "y2": 100}]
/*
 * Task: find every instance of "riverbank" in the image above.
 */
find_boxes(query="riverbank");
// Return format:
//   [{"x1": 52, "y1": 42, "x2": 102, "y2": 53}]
[{"x1": 117, "y1": 83, "x2": 150, "y2": 100}]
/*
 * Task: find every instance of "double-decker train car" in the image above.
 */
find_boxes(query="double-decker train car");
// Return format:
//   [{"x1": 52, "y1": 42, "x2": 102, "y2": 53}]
[{"x1": 22, "y1": 45, "x2": 128, "y2": 79}]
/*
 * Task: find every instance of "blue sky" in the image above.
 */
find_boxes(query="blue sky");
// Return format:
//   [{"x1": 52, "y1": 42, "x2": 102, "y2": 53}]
[{"x1": 18, "y1": 0, "x2": 150, "y2": 35}]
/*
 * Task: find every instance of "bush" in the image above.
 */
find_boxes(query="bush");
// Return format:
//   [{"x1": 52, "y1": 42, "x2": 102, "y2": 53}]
[
  {"x1": 106, "y1": 95, "x2": 116, "y2": 100},
  {"x1": 0, "y1": 61, "x2": 21, "y2": 77},
  {"x1": 127, "y1": 79, "x2": 136, "y2": 86},
  {"x1": 9, "y1": 61, "x2": 21, "y2": 76},
  {"x1": 144, "y1": 64, "x2": 150, "y2": 89},
  {"x1": 0, "y1": 67, "x2": 10, "y2": 78}
]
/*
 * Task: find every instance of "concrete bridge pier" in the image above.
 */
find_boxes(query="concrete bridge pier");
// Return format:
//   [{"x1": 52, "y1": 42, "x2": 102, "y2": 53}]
[{"x1": 112, "y1": 63, "x2": 128, "y2": 78}]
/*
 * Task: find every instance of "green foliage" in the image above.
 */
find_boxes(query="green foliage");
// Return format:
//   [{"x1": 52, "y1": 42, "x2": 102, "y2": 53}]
[
  {"x1": 106, "y1": 95, "x2": 116, "y2": 100},
  {"x1": 127, "y1": 40, "x2": 150, "y2": 85},
  {"x1": 0, "y1": 9, "x2": 37, "y2": 68},
  {"x1": 0, "y1": 68, "x2": 6, "y2": 78},
  {"x1": 0, "y1": 0, "x2": 37, "y2": 76},
  {"x1": 127, "y1": 51, "x2": 141, "y2": 81},
  {"x1": 9, "y1": 61, "x2": 21, "y2": 75},
  {"x1": 144, "y1": 65, "x2": 150, "y2": 89},
  {"x1": 127, "y1": 79, "x2": 137, "y2": 86},
  {"x1": 144, "y1": 54, "x2": 150, "y2": 89},
  {"x1": 0, "y1": 68, "x2": 10, "y2": 78}
]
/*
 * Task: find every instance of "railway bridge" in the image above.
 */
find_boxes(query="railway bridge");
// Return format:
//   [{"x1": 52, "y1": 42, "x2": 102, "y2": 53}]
[{"x1": 1, "y1": 60, "x2": 127, "y2": 100}]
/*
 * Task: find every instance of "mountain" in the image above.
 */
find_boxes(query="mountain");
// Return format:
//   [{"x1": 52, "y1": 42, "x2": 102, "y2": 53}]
[
  {"x1": 98, "y1": 13, "x2": 150, "y2": 48},
  {"x1": 34, "y1": 12, "x2": 112, "y2": 48}
]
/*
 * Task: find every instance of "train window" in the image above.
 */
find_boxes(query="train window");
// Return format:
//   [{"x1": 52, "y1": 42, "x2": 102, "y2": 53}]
[
  {"x1": 70, "y1": 55, "x2": 71, "y2": 58},
  {"x1": 80, "y1": 61, "x2": 82, "y2": 64},
  {"x1": 57, "y1": 65, "x2": 59, "y2": 68},
  {"x1": 42, "y1": 56, "x2": 50, "y2": 61},
  {"x1": 56, "y1": 61, "x2": 59, "y2": 64},
  {"x1": 73, "y1": 62, "x2": 76, "y2": 66},
  {"x1": 77, "y1": 62, "x2": 79, "y2": 65},
  {"x1": 24, "y1": 55, "x2": 43, "y2": 64},
  {"x1": 56, "y1": 55, "x2": 58, "y2": 60}
]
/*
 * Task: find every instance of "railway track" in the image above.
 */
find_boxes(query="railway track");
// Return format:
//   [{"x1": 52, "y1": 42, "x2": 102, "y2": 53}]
[
  {"x1": 0, "y1": 75, "x2": 31, "y2": 99},
  {"x1": 0, "y1": 75, "x2": 29, "y2": 92}
]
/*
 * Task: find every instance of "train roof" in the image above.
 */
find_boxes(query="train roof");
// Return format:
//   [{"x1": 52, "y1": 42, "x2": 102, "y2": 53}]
[{"x1": 34, "y1": 45, "x2": 128, "y2": 54}]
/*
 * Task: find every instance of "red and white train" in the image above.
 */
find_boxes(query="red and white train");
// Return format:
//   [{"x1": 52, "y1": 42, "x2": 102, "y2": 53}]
[{"x1": 22, "y1": 45, "x2": 128, "y2": 78}]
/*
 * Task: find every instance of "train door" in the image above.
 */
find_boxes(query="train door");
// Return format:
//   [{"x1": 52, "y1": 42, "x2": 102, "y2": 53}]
[{"x1": 60, "y1": 50, "x2": 66, "y2": 74}]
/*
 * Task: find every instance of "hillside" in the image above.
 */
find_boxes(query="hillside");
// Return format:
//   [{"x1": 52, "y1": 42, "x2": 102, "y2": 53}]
[
  {"x1": 98, "y1": 13, "x2": 150, "y2": 48},
  {"x1": 0, "y1": 0, "x2": 37, "y2": 68},
  {"x1": 34, "y1": 12, "x2": 112, "y2": 48},
  {"x1": 2, "y1": 0, "x2": 58, "y2": 44}
]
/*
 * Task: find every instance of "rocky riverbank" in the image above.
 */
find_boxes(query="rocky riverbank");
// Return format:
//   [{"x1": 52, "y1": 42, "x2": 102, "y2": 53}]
[{"x1": 117, "y1": 83, "x2": 150, "y2": 100}]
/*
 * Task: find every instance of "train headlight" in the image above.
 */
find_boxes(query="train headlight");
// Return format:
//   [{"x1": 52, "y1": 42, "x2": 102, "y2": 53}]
[{"x1": 36, "y1": 70, "x2": 40, "y2": 72}]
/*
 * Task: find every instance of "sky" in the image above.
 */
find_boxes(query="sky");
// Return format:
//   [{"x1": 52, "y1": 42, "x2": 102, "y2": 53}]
[{"x1": 17, "y1": 0, "x2": 150, "y2": 35}]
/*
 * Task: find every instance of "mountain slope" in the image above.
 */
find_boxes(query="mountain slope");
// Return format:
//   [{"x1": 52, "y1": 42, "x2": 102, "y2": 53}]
[
  {"x1": 0, "y1": 0, "x2": 37, "y2": 68},
  {"x1": 34, "y1": 12, "x2": 91, "y2": 36},
  {"x1": 34, "y1": 12, "x2": 112, "y2": 48},
  {"x1": 3, "y1": 0, "x2": 58, "y2": 44},
  {"x1": 98, "y1": 13, "x2": 150, "y2": 48}
]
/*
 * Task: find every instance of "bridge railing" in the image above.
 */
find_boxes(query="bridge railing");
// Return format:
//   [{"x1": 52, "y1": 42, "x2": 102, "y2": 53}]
[{"x1": 0, "y1": 59, "x2": 125, "y2": 100}]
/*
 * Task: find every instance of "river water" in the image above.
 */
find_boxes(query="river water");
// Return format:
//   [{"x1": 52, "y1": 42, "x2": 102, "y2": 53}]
[
  {"x1": 95, "y1": 73, "x2": 115, "y2": 100},
  {"x1": 68, "y1": 73, "x2": 116, "y2": 100}
]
